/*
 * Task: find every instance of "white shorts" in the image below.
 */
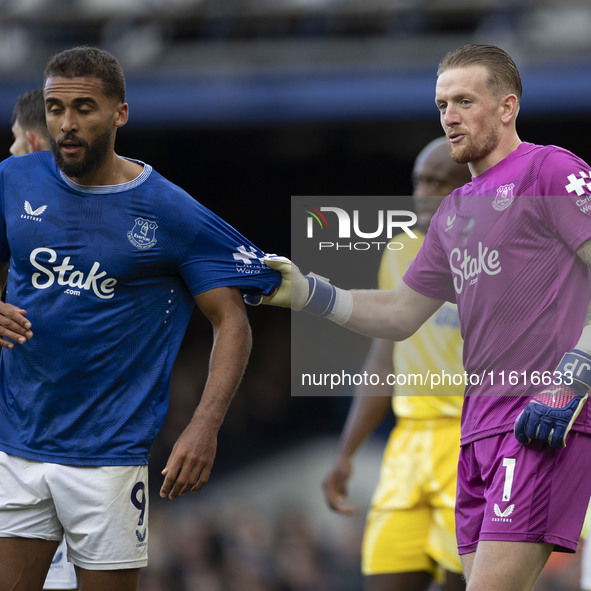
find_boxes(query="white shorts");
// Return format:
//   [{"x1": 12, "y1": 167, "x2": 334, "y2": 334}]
[
  {"x1": 44, "y1": 538, "x2": 78, "y2": 590},
  {"x1": 0, "y1": 452, "x2": 149, "y2": 570}
]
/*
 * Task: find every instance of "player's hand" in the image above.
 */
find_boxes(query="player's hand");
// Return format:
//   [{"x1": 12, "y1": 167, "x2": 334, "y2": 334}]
[
  {"x1": 0, "y1": 301, "x2": 33, "y2": 348},
  {"x1": 514, "y1": 386, "x2": 588, "y2": 448},
  {"x1": 514, "y1": 350, "x2": 591, "y2": 448},
  {"x1": 322, "y1": 457, "x2": 357, "y2": 515},
  {"x1": 160, "y1": 422, "x2": 217, "y2": 500},
  {"x1": 243, "y1": 255, "x2": 309, "y2": 310}
]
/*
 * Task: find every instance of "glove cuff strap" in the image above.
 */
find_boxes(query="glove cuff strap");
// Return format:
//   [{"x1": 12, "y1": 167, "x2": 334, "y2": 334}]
[
  {"x1": 557, "y1": 349, "x2": 591, "y2": 394},
  {"x1": 302, "y1": 274, "x2": 353, "y2": 325},
  {"x1": 303, "y1": 274, "x2": 336, "y2": 316}
]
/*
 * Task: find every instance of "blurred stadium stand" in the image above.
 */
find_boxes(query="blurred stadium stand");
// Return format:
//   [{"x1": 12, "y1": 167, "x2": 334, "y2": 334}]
[
  {"x1": 1, "y1": 4, "x2": 589, "y2": 588},
  {"x1": 1, "y1": 1, "x2": 591, "y2": 125}
]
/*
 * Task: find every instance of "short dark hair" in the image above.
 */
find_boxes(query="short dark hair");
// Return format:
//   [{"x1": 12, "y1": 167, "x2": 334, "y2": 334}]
[
  {"x1": 11, "y1": 87, "x2": 47, "y2": 136},
  {"x1": 437, "y1": 44, "x2": 522, "y2": 102},
  {"x1": 43, "y1": 46, "x2": 126, "y2": 103}
]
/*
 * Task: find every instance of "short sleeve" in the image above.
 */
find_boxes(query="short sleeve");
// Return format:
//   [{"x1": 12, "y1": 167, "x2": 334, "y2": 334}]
[
  {"x1": 537, "y1": 150, "x2": 591, "y2": 252},
  {"x1": 402, "y1": 210, "x2": 456, "y2": 303},
  {"x1": 178, "y1": 201, "x2": 281, "y2": 296}
]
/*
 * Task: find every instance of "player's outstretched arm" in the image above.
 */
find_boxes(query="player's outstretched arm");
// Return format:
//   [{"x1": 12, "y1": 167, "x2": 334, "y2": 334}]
[
  {"x1": 323, "y1": 338, "x2": 394, "y2": 515},
  {"x1": 248, "y1": 256, "x2": 444, "y2": 342},
  {"x1": 160, "y1": 286, "x2": 251, "y2": 500}
]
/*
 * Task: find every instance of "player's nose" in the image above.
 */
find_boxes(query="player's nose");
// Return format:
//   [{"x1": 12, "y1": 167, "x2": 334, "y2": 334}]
[{"x1": 61, "y1": 109, "x2": 79, "y2": 133}]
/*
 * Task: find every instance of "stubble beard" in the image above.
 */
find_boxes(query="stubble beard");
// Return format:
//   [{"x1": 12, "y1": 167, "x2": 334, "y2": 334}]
[
  {"x1": 50, "y1": 128, "x2": 113, "y2": 180},
  {"x1": 448, "y1": 125, "x2": 501, "y2": 166}
]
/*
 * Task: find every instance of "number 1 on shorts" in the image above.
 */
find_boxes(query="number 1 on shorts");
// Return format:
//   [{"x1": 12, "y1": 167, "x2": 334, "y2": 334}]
[{"x1": 502, "y1": 458, "x2": 516, "y2": 502}]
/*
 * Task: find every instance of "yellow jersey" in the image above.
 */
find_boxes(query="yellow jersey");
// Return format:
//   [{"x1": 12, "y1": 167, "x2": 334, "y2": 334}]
[{"x1": 378, "y1": 231, "x2": 464, "y2": 418}]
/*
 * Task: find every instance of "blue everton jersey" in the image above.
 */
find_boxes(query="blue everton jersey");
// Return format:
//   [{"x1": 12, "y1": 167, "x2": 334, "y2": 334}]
[{"x1": 0, "y1": 151, "x2": 280, "y2": 466}]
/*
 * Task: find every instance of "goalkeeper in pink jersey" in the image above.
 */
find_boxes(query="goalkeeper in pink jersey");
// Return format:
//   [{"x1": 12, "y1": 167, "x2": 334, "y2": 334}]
[
  {"x1": 322, "y1": 138, "x2": 470, "y2": 591},
  {"x1": 253, "y1": 44, "x2": 591, "y2": 591}
]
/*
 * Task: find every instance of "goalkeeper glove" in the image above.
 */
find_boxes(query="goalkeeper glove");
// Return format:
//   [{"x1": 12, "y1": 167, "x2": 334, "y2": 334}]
[
  {"x1": 243, "y1": 256, "x2": 352, "y2": 323},
  {"x1": 514, "y1": 349, "x2": 591, "y2": 448},
  {"x1": 242, "y1": 256, "x2": 306, "y2": 309}
]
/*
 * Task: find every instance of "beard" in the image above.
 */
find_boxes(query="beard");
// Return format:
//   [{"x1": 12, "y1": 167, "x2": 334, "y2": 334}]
[
  {"x1": 448, "y1": 124, "x2": 501, "y2": 166},
  {"x1": 50, "y1": 128, "x2": 113, "y2": 179}
]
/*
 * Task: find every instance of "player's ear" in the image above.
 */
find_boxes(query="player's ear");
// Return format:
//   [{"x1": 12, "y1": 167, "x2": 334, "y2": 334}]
[
  {"x1": 25, "y1": 130, "x2": 40, "y2": 153},
  {"x1": 500, "y1": 94, "x2": 519, "y2": 124},
  {"x1": 114, "y1": 102, "x2": 129, "y2": 128}
]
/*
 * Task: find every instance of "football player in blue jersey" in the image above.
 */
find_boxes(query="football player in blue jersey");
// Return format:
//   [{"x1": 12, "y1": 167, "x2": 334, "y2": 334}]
[
  {"x1": 9, "y1": 86, "x2": 79, "y2": 591},
  {"x1": 0, "y1": 47, "x2": 279, "y2": 591}
]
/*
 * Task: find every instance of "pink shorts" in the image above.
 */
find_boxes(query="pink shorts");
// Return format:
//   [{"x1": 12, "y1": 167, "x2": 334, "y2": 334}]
[{"x1": 456, "y1": 430, "x2": 591, "y2": 554}]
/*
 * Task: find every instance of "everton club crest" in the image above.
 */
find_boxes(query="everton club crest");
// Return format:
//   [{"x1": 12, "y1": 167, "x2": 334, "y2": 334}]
[
  {"x1": 127, "y1": 217, "x2": 158, "y2": 250},
  {"x1": 492, "y1": 184, "x2": 515, "y2": 211}
]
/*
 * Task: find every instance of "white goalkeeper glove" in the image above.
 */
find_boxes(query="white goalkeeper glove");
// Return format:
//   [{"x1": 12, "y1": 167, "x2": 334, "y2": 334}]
[
  {"x1": 243, "y1": 256, "x2": 352, "y2": 323},
  {"x1": 243, "y1": 256, "x2": 307, "y2": 310}
]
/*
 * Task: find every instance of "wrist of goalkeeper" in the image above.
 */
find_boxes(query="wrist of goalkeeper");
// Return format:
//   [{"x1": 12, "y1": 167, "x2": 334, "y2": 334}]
[
  {"x1": 302, "y1": 273, "x2": 353, "y2": 325},
  {"x1": 555, "y1": 349, "x2": 591, "y2": 396}
]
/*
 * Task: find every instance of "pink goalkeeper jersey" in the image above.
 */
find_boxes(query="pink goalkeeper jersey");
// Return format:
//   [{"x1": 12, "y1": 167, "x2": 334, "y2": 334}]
[{"x1": 403, "y1": 142, "x2": 591, "y2": 444}]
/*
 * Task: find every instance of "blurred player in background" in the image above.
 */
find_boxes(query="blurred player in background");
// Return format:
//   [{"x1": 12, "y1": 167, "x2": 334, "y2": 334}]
[
  {"x1": 0, "y1": 46, "x2": 279, "y2": 591},
  {"x1": 10, "y1": 87, "x2": 50, "y2": 156},
  {"x1": 323, "y1": 137, "x2": 470, "y2": 591},
  {"x1": 257, "y1": 44, "x2": 591, "y2": 591},
  {"x1": 9, "y1": 87, "x2": 78, "y2": 591}
]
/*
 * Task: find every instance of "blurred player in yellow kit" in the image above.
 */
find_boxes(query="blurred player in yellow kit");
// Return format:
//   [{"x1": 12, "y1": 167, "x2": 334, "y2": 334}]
[{"x1": 323, "y1": 137, "x2": 470, "y2": 591}]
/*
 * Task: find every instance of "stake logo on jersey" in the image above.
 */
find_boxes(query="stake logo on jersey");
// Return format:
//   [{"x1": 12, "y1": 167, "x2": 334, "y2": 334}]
[
  {"x1": 30, "y1": 247, "x2": 117, "y2": 300},
  {"x1": 127, "y1": 217, "x2": 158, "y2": 250},
  {"x1": 492, "y1": 184, "x2": 515, "y2": 211},
  {"x1": 449, "y1": 241, "x2": 501, "y2": 294},
  {"x1": 21, "y1": 200, "x2": 47, "y2": 222},
  {"x1": 233, "y1": 245, "x2": 267, "y2": 274}
]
